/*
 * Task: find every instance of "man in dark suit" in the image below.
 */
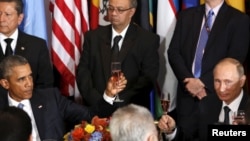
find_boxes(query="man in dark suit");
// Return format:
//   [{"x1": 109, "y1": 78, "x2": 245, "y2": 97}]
[
  {"x1": 76, "y1": 0, "x2": 159, "y2": 117},
  {"x1": 168, "y1": 0, "x2": 250, "y2": 140},
  {"x1": 213, "y1": 58, "x2": 249, "y2": 124},
  {"x1": 0, "y1": 0, "x2": 53, "y2": 88},
  {"x1": 158, "y1": 58, "x2": 249, "y2": 141},
  {"x1": 0, "y1": 55, "x2": 124, "y2": 140}
]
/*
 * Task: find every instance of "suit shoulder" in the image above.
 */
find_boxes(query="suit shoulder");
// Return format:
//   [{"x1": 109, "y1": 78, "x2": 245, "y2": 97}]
[
  {"x1": 19, "y1": 31, "x2": 46, "y2": 43},
  {"x1": 85, "y1": 25, "x2": 111, "y2": 36},
  {"x1": 33, "y1": 87, "x2": 60, "y2": 96},
  {"x1": 132, "y1": 23, "x2": 159, "y2": 39}
]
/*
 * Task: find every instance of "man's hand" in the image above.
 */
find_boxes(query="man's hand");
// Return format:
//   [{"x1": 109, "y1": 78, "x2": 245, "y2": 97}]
[
  {"x1": 158, "y1": 114, "x2": 176, "y2": 134},
  {"x1": 105, "y1": 72, "x2": 127, "y2": 98},
  {"x1": 183, "y1": 78, "x2": 207, "y2": 99}
]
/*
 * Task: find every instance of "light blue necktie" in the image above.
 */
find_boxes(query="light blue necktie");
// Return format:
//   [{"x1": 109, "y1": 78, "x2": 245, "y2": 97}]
[
  {"x1": 17, "y1": 103, "x2": 24, "y2": 109},
  {"x1": 194, "y1": 10, "x2": 214, "y2": 78}
]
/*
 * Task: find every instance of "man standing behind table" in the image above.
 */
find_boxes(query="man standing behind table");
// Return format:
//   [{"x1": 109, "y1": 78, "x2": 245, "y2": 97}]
[
  {"x1": 168, "y1": 0, "x2": 249, "y2": 140},
  {"x1": 76, "y1": 0, "x2": 159, "y2": 117},
  {"x1": 0, "y1": 0, "x2": 54, "y2": 88}
]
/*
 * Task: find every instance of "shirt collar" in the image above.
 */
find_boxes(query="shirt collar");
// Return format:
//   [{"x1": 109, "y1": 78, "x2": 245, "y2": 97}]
[
  {"x1": 222, "y1": 89, "x2": 244, "y2": 113},
  {"x1": 112, "y1": 24, "x2": 129, "y2": 39},
  {"x1": 8, "y1": 93, "x2": 30, "y2": 107},
  {"x1": 0, "y1": 28, "x2": 18, "y2": 42},
  {"x1": 205, "y1": 0, "x2": 224, "y2": 17}
]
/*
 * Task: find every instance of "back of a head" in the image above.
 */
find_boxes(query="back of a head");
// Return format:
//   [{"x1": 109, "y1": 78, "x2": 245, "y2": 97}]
[
  {"x1": 0, "y1": 106, "x2": 32, "y2": 141},
  {"x1": 110, "y1": 104, "x2": 158, "y2": 141}
]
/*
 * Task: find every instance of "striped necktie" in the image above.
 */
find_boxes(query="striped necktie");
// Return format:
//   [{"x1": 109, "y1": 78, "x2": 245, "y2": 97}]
[{"x1": 194, "y1": 10, "x2": 214, "y2": 78}]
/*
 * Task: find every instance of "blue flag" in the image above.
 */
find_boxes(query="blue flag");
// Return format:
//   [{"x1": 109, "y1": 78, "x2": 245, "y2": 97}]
[
  {"x1": 182, "y1": 0, "x2": 199, "y2": 9},
  {"x1": 19, "y1": 0, "x2": 48, "y2": 44}
]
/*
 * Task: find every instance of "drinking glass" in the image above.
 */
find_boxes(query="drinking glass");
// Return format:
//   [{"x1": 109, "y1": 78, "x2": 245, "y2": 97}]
[
  {"x1": 233, "y1": 110, "x2": 246, "y2": 125},
  {"x1": 111, "y1": 62, "x2": 123, "y2": 102},
  {"x1": 160, "y1": 93, "x2": 170, "y2": 115}
]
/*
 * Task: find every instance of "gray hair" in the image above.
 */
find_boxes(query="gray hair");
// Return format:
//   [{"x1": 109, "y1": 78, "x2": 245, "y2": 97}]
[
  {"x1": 0, "y1": 55, "x2": 29, "y2": 79},
  {"x1": 213, "y1": 57, "x2": 245, "y2": 77},
  {"x1": 110, "y1": 104, "x2": 157, "y2": 141},
  {"x1": 130, "y1": 0, "x2": 137, "y2": 8}
]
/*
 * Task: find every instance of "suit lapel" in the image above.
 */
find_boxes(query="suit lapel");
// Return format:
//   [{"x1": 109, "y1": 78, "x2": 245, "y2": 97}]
[
  {"x1": 190, "y1": 6, "x2": 205, "y2": 59},
  {"x1": 30, "y1": 91, "x2": 46, "y2": 138},
  {"x1": 15, "y1": 31, "x2": 27, "y2": 56},
  {"x1": 119, "y1": 23, "x2": 136, "y2": 63},
  {"x1": 0, "y1": 44, "x2": 5, "y2": 61},
  {"x1": 204, "y1": 2, "x2": 228, "y2": 59},
  {"x1": 100, "y1": 26, "x2": 112, "y2": 81}
]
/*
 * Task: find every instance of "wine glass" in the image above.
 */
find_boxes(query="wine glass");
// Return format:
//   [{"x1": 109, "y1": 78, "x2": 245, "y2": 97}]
[
  {"x1": 233, "y1": 110, "x2": 246, "y2": 125},
  {"x1": 160, "y1": 93, "x2": 170, "y2": 115},
  {"x1": 111, "y1": 62, "x2": 123, "y2": 102}
]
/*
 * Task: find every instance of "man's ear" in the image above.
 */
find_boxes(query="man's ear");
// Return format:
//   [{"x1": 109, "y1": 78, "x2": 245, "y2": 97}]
[
  {"x1": 0, "y1": 79, "x2": 9, "y2": 89},
  {"x1": 147, "y1": 133, "x2": 158, "y2": 141}
]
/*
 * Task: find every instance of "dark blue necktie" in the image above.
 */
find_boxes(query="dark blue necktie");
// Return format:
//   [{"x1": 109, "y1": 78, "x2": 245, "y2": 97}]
[
  {"x1": 194, "y1": 10, "x2": 214, "y2": 78},
  {"x1": 111, "y1": 35, "x2": 122, "y2": 62},
  {"x1": 223, "y1": 106, "x2": 231, "y2": 124}
]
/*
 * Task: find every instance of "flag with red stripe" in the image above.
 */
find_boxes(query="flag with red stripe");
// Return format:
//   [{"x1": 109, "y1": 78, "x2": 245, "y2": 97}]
[
  {"x1": 50, "y1": 0, "x2": 89, "y2": 103},
  {"x1": 156, "y1": 0, "x2": 180, "y2": 118}
]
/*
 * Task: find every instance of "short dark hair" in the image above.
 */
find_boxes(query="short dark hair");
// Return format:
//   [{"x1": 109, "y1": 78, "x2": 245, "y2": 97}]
[
  {"x1": 0, "y1": 106, "x2": 32, "y2": 141},
  {"x1": 0, "y1": 55, "x2": 29, "y2": 79},
  {"x1": 0, "y1": 0, "x2": 23, "y2": 14}
]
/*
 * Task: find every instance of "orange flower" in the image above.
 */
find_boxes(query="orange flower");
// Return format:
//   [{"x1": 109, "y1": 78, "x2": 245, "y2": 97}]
[{"x1": 64, "y1": 116, "x2": 111, "y2": 141}]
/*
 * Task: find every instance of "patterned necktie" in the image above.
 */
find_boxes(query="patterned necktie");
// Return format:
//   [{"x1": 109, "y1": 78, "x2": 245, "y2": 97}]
[
  {"x1": 223, "y1": 106, "x2": 231, "y2": 124},
  {"x1": 17, "y1": 103, "x2": 24, "y2": 109},
  {"x1": 4, "y1": 38, "x2": 13, "y2": 57},
  {"x1": 194, "y1": 10, "x2": 214, "y2": 78},
  {"x1": 111, "y1": 35, "x2": 122, "y2": 62}
]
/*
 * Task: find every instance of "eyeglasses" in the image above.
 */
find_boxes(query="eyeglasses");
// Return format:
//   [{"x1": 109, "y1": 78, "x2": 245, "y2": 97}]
[{"x1": 107, "y1": 6, "x2": 133, "y2": 14}]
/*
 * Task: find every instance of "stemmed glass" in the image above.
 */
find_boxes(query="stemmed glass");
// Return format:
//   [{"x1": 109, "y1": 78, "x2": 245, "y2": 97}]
[
  {"x1": 160, "y1": 92, "x2": 170, "y2": 115},
  {"x1": 233, "y1": 110, "x2": 246, "y2": 125},
  {"x1": 158, "y1": 92, "x2": 170, "y2": 140},
  {"x1": 111, "y1": 62, "x2": 123, "y2": 102}
]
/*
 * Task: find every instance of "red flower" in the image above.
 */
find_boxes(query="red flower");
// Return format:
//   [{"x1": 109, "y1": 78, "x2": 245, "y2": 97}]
[{"x1": 71, "y1": 126, "x2": 84, "y2": 141}]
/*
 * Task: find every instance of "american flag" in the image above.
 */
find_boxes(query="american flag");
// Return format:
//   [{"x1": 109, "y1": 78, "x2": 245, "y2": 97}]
[{"x1": 50, "y1": 0, "x2": 89, "y2": 103}]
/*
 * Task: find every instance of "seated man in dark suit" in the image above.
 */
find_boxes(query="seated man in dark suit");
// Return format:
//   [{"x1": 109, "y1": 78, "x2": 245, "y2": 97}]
[
  {"x1": 158, "y1": 58, "x2": 249, "y2": 140},
  {"x1": 0, "y1": 106, "x2": 32, "y2": 141},
  {"x1": 0, "y1": 55, "x2": 127, "y2": 141}
]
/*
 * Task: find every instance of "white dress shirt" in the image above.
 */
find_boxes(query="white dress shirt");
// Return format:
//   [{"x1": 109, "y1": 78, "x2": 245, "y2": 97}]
[
  {"x1": 218, "y1": 90, "x2": 244, "y2": 124},
  {"x1": 0, "y1": 29, "x2": 18, "y2": 54},
  {"x1": 8, "y1": 94, "x2": 41, "y2": 141}
]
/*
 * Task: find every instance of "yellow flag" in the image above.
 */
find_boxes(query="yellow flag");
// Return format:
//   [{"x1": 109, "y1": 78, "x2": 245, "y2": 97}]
[{"x1": 200, "y1": 0, "x2": 245, "y2": 13}]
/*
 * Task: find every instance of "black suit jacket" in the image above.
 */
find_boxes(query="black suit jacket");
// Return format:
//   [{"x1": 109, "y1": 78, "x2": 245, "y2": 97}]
[
  {"x1": 0, "y1": 88, "x2": 97, "y2": 140},
  {"x1": 168, "y1": 2, "x2": 250, "y2": 141},
  {"x1": 76, "y1": 23, "x2": 159, "y2": 116},
  {"x1": 0, "y1": 30, "x2": 54, "y2": 88}
]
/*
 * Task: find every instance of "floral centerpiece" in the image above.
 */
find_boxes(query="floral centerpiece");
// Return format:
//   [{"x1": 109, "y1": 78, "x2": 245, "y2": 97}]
[{"x1": 64, "y1": 116, "x2": 111, "y2": 141}]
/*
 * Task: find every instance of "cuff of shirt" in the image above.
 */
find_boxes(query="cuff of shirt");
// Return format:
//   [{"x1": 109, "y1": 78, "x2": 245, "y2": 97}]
[
  {"x1": 103, "y1": 92, "x2": 116, "y2": 105},
  {"x1": 164, "y1": 127, "x2": 177, "y2": 141}
]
